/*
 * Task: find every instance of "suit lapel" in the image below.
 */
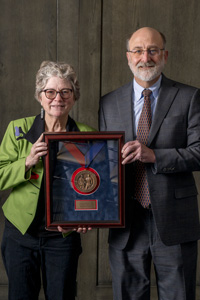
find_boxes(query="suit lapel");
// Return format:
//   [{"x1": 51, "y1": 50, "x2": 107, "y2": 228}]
[
  {"x1": 116, "y1": 81, "x2": 134, "y2": 142},
  {"x1": 148, "y1": 75, "x2": 179, "y2": 146}
]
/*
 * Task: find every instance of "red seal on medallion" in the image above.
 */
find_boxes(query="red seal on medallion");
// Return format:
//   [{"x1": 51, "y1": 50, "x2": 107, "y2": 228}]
[{"x1": 71, "y1": 167, "x2": 100, "y2": 195}]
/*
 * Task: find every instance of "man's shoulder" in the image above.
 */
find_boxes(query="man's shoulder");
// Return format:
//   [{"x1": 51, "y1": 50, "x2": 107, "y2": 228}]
[
  {"x1": 101, "y1": 81, "x2": 133, "y2": 101},
  {"x1": 162, "y1": 75, "x2": 199, "y2": 92}
]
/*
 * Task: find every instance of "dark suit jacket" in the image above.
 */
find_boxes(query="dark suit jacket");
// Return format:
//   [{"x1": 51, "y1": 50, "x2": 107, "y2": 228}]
[{"x1": 99, "y1": 74, "x2": 200, "y2": 249}]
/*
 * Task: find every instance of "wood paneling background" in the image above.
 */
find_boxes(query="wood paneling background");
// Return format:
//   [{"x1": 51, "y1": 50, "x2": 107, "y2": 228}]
[{"x1": 0, "y1": 1, "x2": 199, "y2": 299}]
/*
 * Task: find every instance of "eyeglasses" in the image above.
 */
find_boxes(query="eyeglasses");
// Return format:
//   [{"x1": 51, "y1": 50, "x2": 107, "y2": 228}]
[
  {"x1": 127, "y1": 47, "x2": 165, "y2": 58},
  {"x1": 42, "y1": 88, "x2": 73, "y2": 100}
]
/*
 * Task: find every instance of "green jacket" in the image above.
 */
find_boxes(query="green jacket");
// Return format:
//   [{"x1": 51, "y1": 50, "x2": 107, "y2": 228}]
[{"x1": 0, "y1": 115, "x2": 94, "y2": 234}]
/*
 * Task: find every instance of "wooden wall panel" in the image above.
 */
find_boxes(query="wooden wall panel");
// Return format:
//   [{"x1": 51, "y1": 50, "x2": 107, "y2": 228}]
[
  {"x1": 58, "y1": 0, "x2": 101, "y2": 130},
  {"x1": 0, "y1": 1, "x2": 57, "y2": 299},
  {"x1": 0, "y1": 0, "x2": 58, "y2": 141},
  {"x1": 75, "y1": 0, "x2": 101, "y2": 129},
  {"x1": 56, "y1": 1, "x2": 108, "y2": 299},
  {"x1": 57, "y1": 0, "x2": 80, "y2": 77}
]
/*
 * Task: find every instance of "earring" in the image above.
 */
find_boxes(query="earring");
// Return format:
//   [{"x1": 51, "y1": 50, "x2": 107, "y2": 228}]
[{"x1": 41, "y1": 107, "x2": 44, "y2": 120}]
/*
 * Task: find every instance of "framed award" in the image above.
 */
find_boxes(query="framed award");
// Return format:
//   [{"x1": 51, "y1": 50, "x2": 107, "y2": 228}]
[{"x1": 44, "y1": 132, "x2": 125, "y2": 230}]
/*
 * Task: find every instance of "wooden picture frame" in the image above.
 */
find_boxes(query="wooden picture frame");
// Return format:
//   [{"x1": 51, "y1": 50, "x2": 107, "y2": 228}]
[{"x1": 44, "y1": 132, "x2": 125, "y2": 230}]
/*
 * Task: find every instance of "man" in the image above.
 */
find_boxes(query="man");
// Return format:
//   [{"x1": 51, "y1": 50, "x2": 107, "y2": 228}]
[{"x1": 99, "y1": 27, "x2": 200, "y2": 300}]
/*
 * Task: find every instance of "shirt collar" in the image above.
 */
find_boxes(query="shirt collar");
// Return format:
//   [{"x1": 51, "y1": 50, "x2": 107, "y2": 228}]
[{"x1": 133, "y1": 75, "x2": 162, "y2": 102}]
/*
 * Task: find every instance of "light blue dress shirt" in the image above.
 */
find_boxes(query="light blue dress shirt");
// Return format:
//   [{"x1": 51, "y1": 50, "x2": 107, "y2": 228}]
[{"x1": 132, "y1": 75, "x2": 162, "y2": 137}]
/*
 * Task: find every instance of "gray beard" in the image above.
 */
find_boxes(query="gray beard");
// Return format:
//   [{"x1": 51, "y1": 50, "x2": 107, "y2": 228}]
[{"x1": 128, "y1": 60, "x2": 165, "y2": 82}]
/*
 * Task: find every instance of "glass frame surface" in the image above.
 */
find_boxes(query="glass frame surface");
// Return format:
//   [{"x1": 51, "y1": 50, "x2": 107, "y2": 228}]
[{"x1": 44, "y1": 132, "x2": 125, "y2": 230}]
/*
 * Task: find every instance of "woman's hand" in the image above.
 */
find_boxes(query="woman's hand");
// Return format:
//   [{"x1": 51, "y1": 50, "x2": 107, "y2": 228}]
[
  {"x1": 25, "y1": 134, "x2": 48, "y2": 172},
  {"x1": 57, "y1": 226, "x2": 92, "y2": 234}
]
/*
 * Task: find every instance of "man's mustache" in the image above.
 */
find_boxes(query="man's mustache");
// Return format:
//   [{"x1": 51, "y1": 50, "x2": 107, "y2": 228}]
[{"x1": 137, "y1": 62, "x2": 156, "y2": 68}]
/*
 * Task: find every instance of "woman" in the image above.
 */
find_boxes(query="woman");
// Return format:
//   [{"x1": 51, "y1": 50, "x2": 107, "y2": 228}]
[{"x1": 0, "y1": 61, "x2": 94, "y2": 300}]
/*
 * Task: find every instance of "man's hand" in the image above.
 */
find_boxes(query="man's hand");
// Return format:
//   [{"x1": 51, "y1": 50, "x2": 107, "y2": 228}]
[{"x1": 121, "y1": 140, "x2": 156, "y2": 165}]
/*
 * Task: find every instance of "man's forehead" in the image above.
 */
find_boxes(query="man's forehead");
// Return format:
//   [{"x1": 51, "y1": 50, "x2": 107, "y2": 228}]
[{"x1": 129, "y1": 29, "x2": 163, "y2": 48}]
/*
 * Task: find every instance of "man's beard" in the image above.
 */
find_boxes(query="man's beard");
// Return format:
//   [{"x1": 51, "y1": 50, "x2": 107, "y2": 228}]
[{"x1": 128, "y1": 58, "x2": 165, "y2": 82}]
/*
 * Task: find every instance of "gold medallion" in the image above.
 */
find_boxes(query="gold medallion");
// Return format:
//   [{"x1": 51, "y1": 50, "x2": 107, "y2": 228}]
[{"x1": 74, "y1": 170, "x2": 98, "y2": 193}]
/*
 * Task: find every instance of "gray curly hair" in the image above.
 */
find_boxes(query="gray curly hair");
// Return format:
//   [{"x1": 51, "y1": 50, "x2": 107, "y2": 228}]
[{"x1": 35, "y1": 61, "x2": 80, "y2": 101}]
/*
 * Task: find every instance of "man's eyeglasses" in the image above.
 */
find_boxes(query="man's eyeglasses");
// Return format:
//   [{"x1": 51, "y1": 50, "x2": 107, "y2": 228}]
[
  {"x1": 127, "y1": 47, "x2": 165, "y2": 58},
  {"x1": 42, "y1": 88, "x2": 73, "y2": 100}
]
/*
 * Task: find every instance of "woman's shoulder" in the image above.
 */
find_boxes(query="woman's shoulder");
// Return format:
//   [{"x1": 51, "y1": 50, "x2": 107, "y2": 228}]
[
  {"x1": 76, "y1": 122, "x2": 97, "y2": 132},
  {"x1": 6, "y1": 116, "x2": 36, "y2": 137},
  {"x1": 9, "y1": 116, "x2": 36, "y2": 127}
]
